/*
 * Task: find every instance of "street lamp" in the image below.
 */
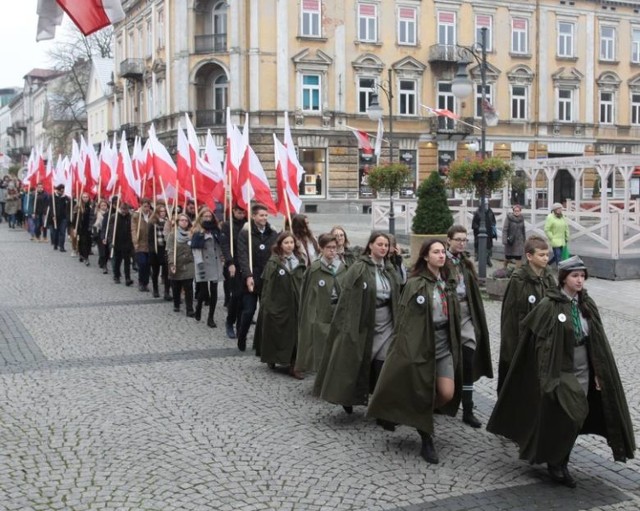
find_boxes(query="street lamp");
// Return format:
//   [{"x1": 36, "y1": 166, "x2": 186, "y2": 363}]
[
  {"x1": 451, "y1": 27, "x2": 497, "y2": 280},
  {"x1": 367, "y1": 67, "x2": 396, "y2": 234}
]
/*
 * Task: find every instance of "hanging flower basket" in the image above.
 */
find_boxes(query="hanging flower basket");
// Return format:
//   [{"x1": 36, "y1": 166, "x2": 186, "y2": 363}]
[{"x1": 446, "y1": 156, "x2": 514, "y2": 195}]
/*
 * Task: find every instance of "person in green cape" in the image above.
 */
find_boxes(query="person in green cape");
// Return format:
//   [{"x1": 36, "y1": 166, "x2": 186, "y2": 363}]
[
  {"x1": 497, "y1": 235, "x2": 556, "y2": 394},
  {"x1": 313, "y1": 231, "x2": 401, "y2": 414},
  {"x1": 445, "y1": 225, "x2": 493, "y2": 428},
  {"x1": 254, "y1": 231, "x2": 307, "y2": 379},
  {"x1": 295, "y1": 233, "x2": 347, "y2": 374},
  {"x1": 330, "y1": 226, "x2": 357, "y2": 267},
  {"x1": 368, "y1": 239, "x2": 462, "y2": 464},
  {"x1": 487, "y1": 256, "x2": 635, "y2": 488}
]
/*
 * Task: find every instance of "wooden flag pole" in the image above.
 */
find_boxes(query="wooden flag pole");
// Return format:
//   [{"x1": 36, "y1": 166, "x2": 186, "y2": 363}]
[
  {"x1": 247, "y1": 197, "x2": 253, "y2": 275},
  {"x1": 282, "y1": 188, "x2": 292, "y2": 232},
  {"x1": 159, "y1": 176, "x2": 169, "y2": 217},
  {"x1": 25, "y1": 183, "x2": 31, "y2": 213},
  {"x1": 104, "y1": 197, "x2": 114, "y2": 246},
  {"x1": 191, "y1": 174, "x2": 198, "y2": 212},
  {"x1": 228, "y1": 173, "x2": 234, "y2": 258},
  {"x1": 97, "y1": 172, "x2": 102, "y2": 203},
  {"x1": 173, "y1": 182, "x2": 179, "y2": 267},
  {"x1": 110, "y1": 187, "x2": 122, "y2": 258},
  {"x1": 51, "y1": 182, "x2": 58, "y2": 230}
]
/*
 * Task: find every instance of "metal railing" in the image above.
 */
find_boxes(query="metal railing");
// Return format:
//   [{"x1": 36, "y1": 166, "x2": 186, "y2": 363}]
[
  {"x1": 195, "y1": 109, "x2": 226, "y2": 127},
  {"x1": 194, "y1": 33, "x2": 227, "y2": 53}
]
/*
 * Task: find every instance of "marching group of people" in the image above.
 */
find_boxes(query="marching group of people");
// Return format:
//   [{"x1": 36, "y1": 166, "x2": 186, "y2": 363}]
[{"x1": 5, "y1": 182, "x2": 635, "y2": 488}]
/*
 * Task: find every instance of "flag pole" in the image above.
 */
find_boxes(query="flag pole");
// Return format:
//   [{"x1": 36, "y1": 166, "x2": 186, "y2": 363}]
[
  {"x1": 104, "y1": 195, "x2": 114, "y2": 248},
  {"x1": 51, "y1": 177, "x2": 58, "y2": 230},
  {"x1": 159, "y1": 176, "x2": 169, "y2": 217},
  {"x1": 282, "y1": 188, "x2": 292, "y2": 232},
  {"x1": 227, "y1": 172, "x2": 234, "y2": 257},
  {"x1": 191, "y1": 175, "x2": 198, "y2": 212},
  {"x1": 173, "y1": 182, "x2": 179, "y2": 267},
  {"x1": 110, "y1": 187, "x2": 122, "y2": 259},
  {"x1": 25, "y1": 183, "x2": 31, "y2": 213},
  {"x1": 247, "y1": 197, "x2": 253, "y2": 275},
  {"x1": 136, "y1": 178, "x2": 147, "y2": 241}
]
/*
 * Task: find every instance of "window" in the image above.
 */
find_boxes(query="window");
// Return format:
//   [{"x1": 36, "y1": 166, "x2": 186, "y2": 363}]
[
  {"x1": 214, "y1": 75, "x2": 228, "y2": 124},
  {"x1": 475, "y1": 14, "x2": 492, "y2": 51},
  {"x1": 438, "y1": 11, "x2": 455, "y2": 45},
  {"x1": 557, "y1": 88, "x2": 573, "y2": 121},
  {"x1": 399, "y1": 80, "x2": 417, "y2": 115},
  {"x1": 600, "y1": 26, "x2": 615, "y2": 61},
  {"x1": 147, "y1": 86, "x2": 153, "y2": 120},
  {"x1": 633, "y1": 29, "x2": 640, "y2": 64},
  {"x1": 632, "y1": 93, "x2": 640, "y2": 125},
  {"x1": 511, "y1": 85, "x2": 527, "y2": 120},
  {"x1": 358, "y1": 77, "x2": 376, "y2": 113},
  {"x1": 358, "y1": 3, "x2": 377, "y2": 42},
  {"x1": 146, "y1": 19, "x2": 152, "y2": 57},
  {"x1": 137, "y1": 26, "x2": 143, "y2": 59},
  {"x1": 599, "y1": 91, "x2": 614, "y2": 124},
  {"x1": 302, "y1": 74, "x2": 321, "y2": 112},
  {"x1": 511, "y1": 18, "x2": 528, "y2": 54},
  {"x1": 301, "y1": 0, "x2": 321, "y2": 37},
  {"x1": 557, "y1": 22, "x2": 574, "y2": 58},
  {"x1": 398, "y1": 7, "x2": 416, "y2": 45},
  {"x1": 128, "y1": 32, "x2": 135, "y2": 58},
  {"x1": 437, "y1": 82, "x2": 455, "y2": 129},
  {"x1": 299, "y1": 148, "x2": 326, "y2": 197},
  {"x1": 156, "y1": 80, "x2": 165, "y2": 116},
  {"x1": 157, "y1": 9, "x2": 164, "y2": 48},
  {"x1": 475, "y1": 84, "x2": 492, "y2": 118}
]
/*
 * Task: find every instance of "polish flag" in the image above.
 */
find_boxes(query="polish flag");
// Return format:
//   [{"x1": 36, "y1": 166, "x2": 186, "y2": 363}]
[
  {"x1": 203, "y1": 130, "x2": 226, "y2": 205},
  {"x1": 99, "y1": 139, "x2": 118, "y2": 199},
  {"x1": 424, "y1": 106, "x2": 460, "y2": 120},
  {"x1": 23, "y1": 148, "x2": 38, "y2": 188},
  {"x1": 374, "y1": 119, "x2": 384, "y2": 160},
  {"x1": 224, "y1": 107, "x2": 243, "y2": 205},
  {"x1": 148, "y1": 125, "x2": 178, "y2": 205},
  {"x1": 283, "y1": 112, "x2": 305, "y2": 201},
  {"x1": 350, "y1": 128, "x2": 374, "y2": 154},
  {"x1": 176, "y1": 126, "x2": 194, "y2": 203},
  {"x1": 116, "y1": 133, "x2": 139, "y2": 207},
  {"x1": 55, "y1": 0, "x2": 125, "y2": 36},
  {"x1": 80, "y1": 136, "x2": 98, "y2": 196},
  {"x1": 274, "y1": 134, "x2": 302, "y2": 216}
]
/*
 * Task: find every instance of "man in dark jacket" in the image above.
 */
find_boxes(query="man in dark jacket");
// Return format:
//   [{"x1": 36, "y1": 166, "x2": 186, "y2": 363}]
[
  {"x1": 220, "y1": 205, "x2": 247, "y2": 339},
  {"x1": 472, "y1": 205, "x2": 497, "y2": 267},
  {"x1": 48, "y1": 184, "x2": 70, "y2": 252},
  {"x1": 235, "y1": 203, "x2": 278, "y2": 352},
  {"x1": 33, "y1": 183, "x2": 49, "y2": 242},
  {"x1": 106, "y1": 202, "x2": 134, "y2": 285}
]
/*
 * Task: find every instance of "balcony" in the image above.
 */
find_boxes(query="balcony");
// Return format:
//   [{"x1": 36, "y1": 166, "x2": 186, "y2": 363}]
[
  {"x1": 194, "y1": 33, "x2": 227, "y2": 54},
  {"x1": 195, "y1": 109, "x2": 226, "y2": 128},
  {"x1": 427, "y1": 44, "x2": 469, "y2": 64},
  {"x1": 119, "y1": 58, "x2": 145, "y2": 80},
  {"x1": 120, "y1": 123, "x2": 140, "y2": 139},
  {"x1": 429, "y1": 116, "x2": 475, "y2": 140},
  {"x1": 8, "y1": 147, "x2": 29, "y2": 159}
]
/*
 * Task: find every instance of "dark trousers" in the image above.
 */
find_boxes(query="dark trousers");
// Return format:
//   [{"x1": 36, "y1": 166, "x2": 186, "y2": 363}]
[
  {"x1": 237, "y1": 291, "x2": 258, "y2": 342},
  {"x1": 78, "y1": 231, "x2": 92, "y2": 259},
  {"x1": 51, "y1": 219, "x2": 68, "y2": 250},
  {"x1": 98, "y1": 241, "x2": 109, "y2": 268},
  {"x1": 150, "y1": 248, "x2": 169, "y2": 293},
  {"x1": 136, "y1": 252, "x2": 150, "y2": 286},
  {"x1": 34, "y1": 215, "x2": 47, "y2": 239},
  {"x1": 112, "y1": 249, "x2": 131, "y2": 280},
  {"x1": 196, "y1": 281, "x2": 218, "y2": 320},
  {"x1": 171, "y1": 279, "x2": 194, "y2": 313},
  {"x1": 225, "y1": 273, "x2": 244, "y2": 328}
]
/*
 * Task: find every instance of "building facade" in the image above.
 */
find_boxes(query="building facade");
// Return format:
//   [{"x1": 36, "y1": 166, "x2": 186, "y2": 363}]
[{"x1": 111, "y1": 0, "x2": 640, "y2": 204}]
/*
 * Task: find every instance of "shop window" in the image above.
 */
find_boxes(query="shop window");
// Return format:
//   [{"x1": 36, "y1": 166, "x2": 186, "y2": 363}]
[{"x1": 299, "y1": 148, "x2": 326, "y2": 197}]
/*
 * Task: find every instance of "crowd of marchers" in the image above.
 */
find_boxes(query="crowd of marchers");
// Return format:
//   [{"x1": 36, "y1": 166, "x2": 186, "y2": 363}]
[{"x1": 6, "y1": 187, "x2": 635, "y2": 489}]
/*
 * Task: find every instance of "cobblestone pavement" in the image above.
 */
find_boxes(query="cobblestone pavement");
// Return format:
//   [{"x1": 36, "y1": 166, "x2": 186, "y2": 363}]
[{"x1": 0, "y1": 221, "x2": 639, "y2": 511}]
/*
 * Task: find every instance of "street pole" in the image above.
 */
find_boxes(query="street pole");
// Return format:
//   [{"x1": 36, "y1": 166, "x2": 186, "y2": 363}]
[
  {"x1": 387, "y1": 67, "x2": 395, "y2": 235},
  {"x1": 477, "y1": 27, "x2": 488, "y2": 280}
]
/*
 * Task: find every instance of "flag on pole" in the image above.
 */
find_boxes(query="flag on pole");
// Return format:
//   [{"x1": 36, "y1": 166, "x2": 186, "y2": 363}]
[
  {"x1": 116, "y1": 133, "x2": 140, "y2": 206},
  {"x1": 349, "y1": 128, "x2": 374, "y2": 154},
  {"x1": 423, "y1": 105, "x2": 460, "y2": 120},
  {"x1": 274, "y1": 134, "x2": 302, "y2": 216},
  {"x1": 283, "y1": 112, "x2": 305, "y2": 201},
  {"x1": 203, "y1": 130, "x2": 226, "y2": 205},
  {"x1": 56, "y1": 0, "x2": 125, "y2": 36},
  {"x1": 374, "y1": 119, "x2": 383, "y2": 160}
]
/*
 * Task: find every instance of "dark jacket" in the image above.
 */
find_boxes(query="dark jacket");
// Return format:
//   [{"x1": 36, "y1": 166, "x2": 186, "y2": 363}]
[
  {"x1": 502, "y1": 212, "x2": 526, "y2": 258},
  {"x1": 368, "y1": 270, "x2": 463, "y2": 434},
  {"x1": 472, "y1": 207, "x2": 497, "y2": 249},
  {"x1": 34, "y1": 191, "x2": 49, "y2": 216},
  {"x1": 236, "y1": 221, "x2": 278, "y2": 293},
  {"x1": 487, "y1": 288, "x2": 635, "y2": 465},
  {"x1": 106, "y1": 212, "x2": 134, "y2": 254},
  {"x1": 220, "y1": 215, "x2": 247, "y2": 266},
  {"x1": 47, "y1": 192, "x2": 70, "y2": 225}
]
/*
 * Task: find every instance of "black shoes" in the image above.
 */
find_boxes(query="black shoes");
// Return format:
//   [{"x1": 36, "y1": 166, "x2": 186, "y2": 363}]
[
  {"x1": 342, "y1": 405, "x2": 353, "y2": 415},
  {"x1": 194, "y1": 307, "x2": 202, "y2": 321},
  {"x1": 59, "y1": 248, "x2": 66, "y2": 253},
  {"x1": 163, "y1": 292, "x2": 172, "y2": 302},
  {"x1": 547, "y1": 463, "x2": 577, "y2": 488},
  {"x1": 152, "y1": 289, "x2": 160, "y2": 298},
  {"x1": 376, "y1": 418, "x2": 397, "y2": 432},
  {"x1": 139, "y1": 285, "x2": 149, "y2": 292},
  {"x1": 173, "y1": 306, "x2": 180, "y2": 313},
  {"x1": 125, "y1": 279, "x2": 134, "y2": 286},
  {"x1": 186, "y1": 310, "x2": 195, "y2": 318},
  {"x1": 462, "y1": 409, "x2": 482, "y2": 428},
  {"x1": 207, "y1": 318, "x2": 217, "y2": 328},
  {"x1": 237, "y1": 337, "x2": 246, "y2": 352},
  {"x1": 113, "y1": 277, "x2": 121, "y2": 284},
  {"x1": 225, "y1": 322, "x2": 236, "y2": 339},
  {"x1": 419, "y1": 432, "x2": 439, "y2": 464}
]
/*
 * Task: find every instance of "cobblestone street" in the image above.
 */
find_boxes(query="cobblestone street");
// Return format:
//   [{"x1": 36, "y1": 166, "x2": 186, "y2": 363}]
[{"x1": 0, "y1": 218, "x2": 639, "y2": 511}]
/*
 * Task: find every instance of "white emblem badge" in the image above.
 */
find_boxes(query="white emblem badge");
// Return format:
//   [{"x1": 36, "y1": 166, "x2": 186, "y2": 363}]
[
  {"x1": 558, "y1": 313, "x2": 567, "y2": 323},
  {"x1": 363, "y1": 282, "x2": 368, "y2": 289},
  {"x1": 528, "y1": 295, "x2": 536, "y2": 304},
  {"x1": 416, "y1": 295, "x2": 425, "y2": 305},
  {"x1": 279, "y1": 269, "x2": 285, "y2": 276},
  {"x1": 318, "y1": 279, "x2": 326, "y2": 287},
  {"x1": 259, "y1": 244, "x2": 265, "y2": 250}
]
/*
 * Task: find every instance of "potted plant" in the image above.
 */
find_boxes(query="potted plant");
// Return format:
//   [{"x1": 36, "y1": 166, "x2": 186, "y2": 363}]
[
  {"x1": 485, "y1": 266, "x2": 513, "y2": 300},
  {"x1": 367, "y1": 162, "x2": 412, "y2": 232},
  {"x1": 447, "y1": 156, "x2": 514, "y2": 196},
  {"x1": 409, "y1": 171, "x2": 454, "y2": 265}
]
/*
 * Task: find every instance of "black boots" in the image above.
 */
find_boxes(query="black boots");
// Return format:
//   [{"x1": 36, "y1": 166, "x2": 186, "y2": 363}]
[
  {"x1": 462, "y1": 346, "x2": 482, "y2": 428},
  {"x1": 418, "y1": 430, "x2": 439, "y2": 464},
  {"x1": 548, "y1": 455, "x2": 577, "y2": 488}
]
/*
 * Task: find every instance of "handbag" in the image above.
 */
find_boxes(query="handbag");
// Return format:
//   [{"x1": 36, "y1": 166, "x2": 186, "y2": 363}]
[{"x1": 561, "y1": 245, "x2": 570, "y2": 261}]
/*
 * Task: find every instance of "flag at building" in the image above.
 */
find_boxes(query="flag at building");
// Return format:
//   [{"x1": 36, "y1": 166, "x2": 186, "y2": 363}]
[
  {"x1": 37, "y1": 0, "x2": 126, "y2": 40},
  {"x1": 350, "y1": 128, "x2": 374, "y2": 154}
]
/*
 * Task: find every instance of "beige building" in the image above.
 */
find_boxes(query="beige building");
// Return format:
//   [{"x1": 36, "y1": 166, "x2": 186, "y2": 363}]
[
  {"x1": 86, "y1": 58, "x2": 117, "y2": 145},
  {"x1": 111, "y1": 0, "x2": 640, "y2": 205}
]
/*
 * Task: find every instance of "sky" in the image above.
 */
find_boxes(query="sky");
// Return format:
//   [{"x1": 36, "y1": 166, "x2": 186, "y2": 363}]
[{"x1": 0, "y1": 1, "x2": 57, "y2": 87}]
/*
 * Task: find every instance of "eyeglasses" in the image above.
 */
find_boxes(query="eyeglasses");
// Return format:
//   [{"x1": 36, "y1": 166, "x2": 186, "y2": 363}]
[{"x1": 451, "y1": 238, "x2": 468, "y2": 243}]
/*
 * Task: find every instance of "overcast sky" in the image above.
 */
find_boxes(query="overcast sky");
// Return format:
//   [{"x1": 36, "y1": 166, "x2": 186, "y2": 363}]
[{"x1": 0, "y1": 1, "x2": 56, "y2": 87}]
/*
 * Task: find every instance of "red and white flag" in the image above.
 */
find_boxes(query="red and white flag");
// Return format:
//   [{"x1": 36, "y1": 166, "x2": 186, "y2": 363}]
[
  {"x1": 203, "y1": 130, "x2": 226, "y2": 206},
  {"x1": 148, "y1": 125, "x2": 178, "y2": 205},
  {"x1": 374, "y1": 119, "x2": 384, "y2": 160},
  {"x1": 274, "y1": 134, "x2": 302, "y2": 216},
  {"x1": 224, "y1": 107, "x2": 243, "y2": 205},
  {"x1": 116, "y1": 133, "x2": 140, "y2": 207},
  {"x1": 283, "y1": 112, "x2": 305, "y2": 201},
  {"x1": 424, "y1": 106, "x2": 460, "y2": 120},
  {"x1": 37, "y1": 0, "x2": 125, "y2": 40},
  {"x1": 350, "y1": 128, "x2": 374, "y2": 154},
  {"x1": 176, "y1": 126, "x2": 194, "y2": 204}
]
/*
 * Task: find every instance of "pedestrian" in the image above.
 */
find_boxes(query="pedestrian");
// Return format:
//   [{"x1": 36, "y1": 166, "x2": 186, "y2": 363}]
[
  {"x1": 544, "y1": 202, "x2": 570, "y2": 268},
  {"x1": 387, "y1": 234, "x2": 408, "y2": 287},
  {"x1": 290, "y1": 213, "x2": 319, "y2": 266},
  {"x1": 471, "y1": 205, "x2": 497, "y2": 266},
  {"x1": 0, "y1": 177, "x2": 6, "y2": 223},
  {"x1": 235, "y1": 203, "x2": 279, "y2": 352},
  {"x1": 368, "y1": 238, "x2": 462, "y2": 464},
  {"x1": 76, "y1": 192, "x2": 93, "y2": 266},
  {"x1": 502, "y1": 204, "x2": 526, "y2": 269},
  {"x1": 487, "y1": 256, "x2": 635, "y2": 488},
  {"x1": 148, "y1": 203, "x2": 171, "y2": 300},
  {"x1": 313, "y1": 231, "x2": 401, "y2": 415},
  {"x1": 220, "y1": 205, "x2": 247, "y2": 339},
  {"x1": 47, "y1": 184, "x2": 70, "y2": 252},
  {"x1": 330, "y1": 225, "x2": 356, "y2": 267},
  {"x1": 167, "y1": 213, "x2": 195, "y2": 316},
  {"x1": 296, "y1": 233, "x2": 347, "y2": 374},
  {"x1": 106, "y1": 201, "x2": 134, "y2": 286},
  {"x1": 93, "y1": 199, "x2": 110, "y2": 273},
  {"x1": 445, "y1": 225, "x2": 493, "y2": 428},
  {"x1": 254, "y1": 231, "x2": 307, "y2": 379},
  {"x1": 131, "y1": 199, "x2": 152, "y2": 292},
  {"x1": 497, "y1": 235, "x2": 556, "y2": 394},
  {"x1": 190, "y1": 207, "x2": 224, "y2": 327},
  {"x1": 4, "y1": 188, "x2": 20, "y2": 228},
  {"x1": 33, "y1": 183, "x2": 49, "y2": 242}
]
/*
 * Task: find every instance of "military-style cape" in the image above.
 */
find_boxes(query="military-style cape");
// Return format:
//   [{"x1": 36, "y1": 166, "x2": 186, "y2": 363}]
[
  {"x1": 295, "y1": 260, "x2": 347, "y2": 372},
  {"x1": 447, "y1": 252, "x2": 493, "y2": 380},
  {"x1": 498, "y1": 264, "x2": 556, "y2": 393},
  {"x1": 313, "y1": 256, "x2": 400, "y2": 406},
  {"x1": 254, "y1": 255, "x2": 306, "y2": 365},
  {"x1": 367, "y1": 270, "x2": 462, "y2": 434},
  {"x1": 487, "y1": 288, "x2": 635, "y2": 465}
]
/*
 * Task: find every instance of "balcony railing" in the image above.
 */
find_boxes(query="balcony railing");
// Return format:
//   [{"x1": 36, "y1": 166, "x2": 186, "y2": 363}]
[
  {"x1": 119, "y1": 58, "x2": 145, "y2": 79},
  {"x1": 428, "y1": 44, "x2": 470, "y2": 64},
  {"x1": 429, "y1": 116, "x2": 475, "y2": 140},
  {"x1": 120, "y1": 123, "x2": 140, "y2": 139},
  {"x1": 194, "y1": 33, "x2": 227, "y2": 54},
  {"x1": 196, "y1": 109, "x2": 226, "y2": 127}
]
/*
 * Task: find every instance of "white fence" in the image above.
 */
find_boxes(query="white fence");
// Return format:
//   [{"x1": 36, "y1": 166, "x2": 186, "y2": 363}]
[{"x1": 371, "y1": 200, "x2": 640, "y2": 258}]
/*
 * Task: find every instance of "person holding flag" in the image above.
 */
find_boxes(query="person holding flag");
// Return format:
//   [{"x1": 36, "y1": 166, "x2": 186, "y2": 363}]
[
  {"x1": 47, "y1": 184, "x2": 70, "y2": 252},
  {"x1": 220, "y1": 205, "x2": 247, "y2": 340},
  {"x1": 131, "y1": 199, "x2": 153, "y2": 292}
]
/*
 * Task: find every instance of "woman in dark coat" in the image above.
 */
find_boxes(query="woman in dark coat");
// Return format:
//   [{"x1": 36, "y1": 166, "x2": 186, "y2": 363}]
[
  {"x1": 488, "y1": 256, "x2": 635, "y2": 488},
  {"x1": 148, "y1": 204, "x2": 170, "y2": 300},
  {"x1": 167, "y1": 213, "x2": 195, "y2": 316},
  {"x1": 254, "y1": 231, "x2": 306, "y2": 379},
  {"x1": 313, "y1": 231, "x2": 401, "y2": 414},
  {"x1": 76, "y1": 192, "x2": 94, "y2": 266},
  {"x1": 502, "y1": 204, "x2": 527, "y2": 269}
]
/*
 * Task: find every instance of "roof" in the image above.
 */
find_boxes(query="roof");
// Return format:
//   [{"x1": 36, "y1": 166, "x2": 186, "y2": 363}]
[
  {"x1": 23, "y1": 68, "x2": 65, "y2": 81},
  {"x1": 91, "y1": 58, "x2": 115, "y2": 96}
]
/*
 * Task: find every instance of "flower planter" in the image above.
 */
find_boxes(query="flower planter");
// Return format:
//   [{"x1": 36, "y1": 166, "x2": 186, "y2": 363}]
[{"x1": 485, "y1": 276, "x2": 509, "y2": 301}]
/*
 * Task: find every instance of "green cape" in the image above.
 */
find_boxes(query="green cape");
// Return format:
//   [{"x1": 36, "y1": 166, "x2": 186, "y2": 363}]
[
  {"x1": 498, "y1": 264, "x2": 556, "y2": 393},
  {"x1": 446, "y1": 252, "x2": 493, "y2": 380},
  {"x1": 254, "y1": 255, "x2": 306, "y2": 365},
  {"x1": 313, "y1": 256, "x2": 400, "y2": 406},
  {"x1": 367, "y1": 270, "x2": 463, "y2": 434},
  {"x1": 295, "y1": 260, "x2": 347, "y2": 372},
  {"x1": 487, "y1": 288, "x2": 636, "y2": 464}
]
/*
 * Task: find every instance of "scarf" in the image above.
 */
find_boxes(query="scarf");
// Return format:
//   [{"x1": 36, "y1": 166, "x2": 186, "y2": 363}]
[{"x1": 176, "y1": 227, "x2": 190, "y2": 244}]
